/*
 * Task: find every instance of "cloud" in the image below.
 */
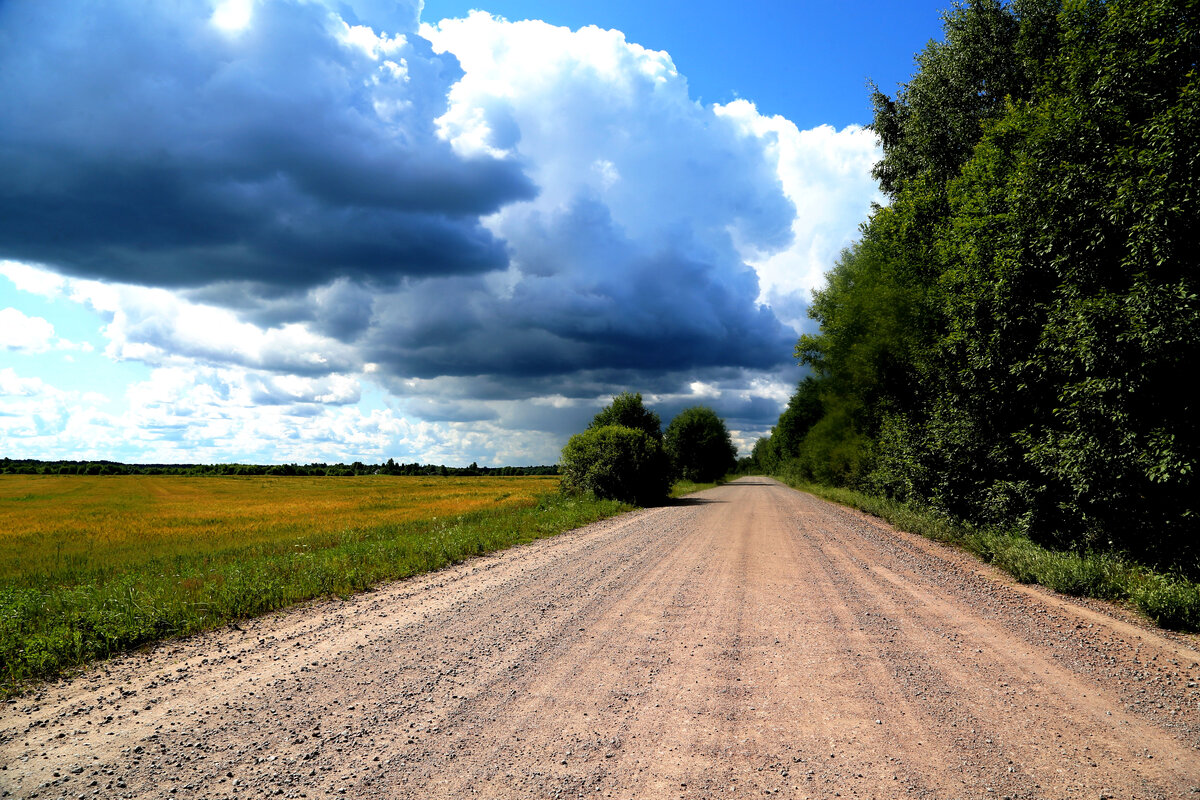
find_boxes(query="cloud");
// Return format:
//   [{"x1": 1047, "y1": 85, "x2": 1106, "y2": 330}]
[
  {"x1": 0, "y1": 0, "x2": 533, "y2": 292},
  {"x1": 0, "y1": 362, "x2": 478, "y2": 465},
  {"x1": 714, "y1": 101, "x2": 883, "y2": 328},
  {"x1": 98, "y1": 284, "x2": 361, "y2": 376},
  {"x1": 0, "y1": 308, "x2": 56, "y2": 353},
  {"x1": 0, "y1": 367, "x2": 54, "y2": 398},
  {"x1": 0, "y1": 306, "x2": 94, "y2": 355},
  {"x1": 0, "y1": 260, "x2": 67, "y2": 298},
  {"x1": 0, "y1": 6, "x2": 883, "y2": 463},
  {"x1": 351, "y1": 13, "x2": 806, "y2": 393}
]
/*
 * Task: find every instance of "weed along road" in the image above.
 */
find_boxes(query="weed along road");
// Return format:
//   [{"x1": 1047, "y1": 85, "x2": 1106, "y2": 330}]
[{"x1": 3, "y1": 478, "x2": 1199, "y2": 800}]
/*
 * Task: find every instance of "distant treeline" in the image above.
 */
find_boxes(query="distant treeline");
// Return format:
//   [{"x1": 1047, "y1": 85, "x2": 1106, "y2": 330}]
[
  {"x1": 0, "y1": 458, "x2": 559, "y2": 477},
  {"x1": 754, "y1": 0, "x2": 1197, "y2": 571}
]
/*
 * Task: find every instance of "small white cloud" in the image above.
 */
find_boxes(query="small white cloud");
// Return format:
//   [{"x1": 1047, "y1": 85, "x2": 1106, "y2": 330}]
[
  {"x1": 0, "y1": 307, "x2": 56, "y2": 352},
  {"x1": 715, "y1": 99, "x2": 882, "y2": 319},
  {"x1": 0, "y1": 367, "x2": 51, "y2": 396}
]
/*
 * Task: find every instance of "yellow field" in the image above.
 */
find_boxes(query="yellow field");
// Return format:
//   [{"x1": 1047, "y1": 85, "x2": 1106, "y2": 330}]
[
  {"x1": 1, "y1": 473, "x2": 631, "y2": 689},
  {"x1": 0, "y1": 474, "x2": 558, "y2": 580}
]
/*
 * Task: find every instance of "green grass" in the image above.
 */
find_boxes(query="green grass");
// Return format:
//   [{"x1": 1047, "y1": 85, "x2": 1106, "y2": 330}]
[
  {"x1": 780, "y1": 479, "x2": 1200, "y2": 632},
  {"x1": 0, "y1": 477, "x2": 627, "y2": 694},
  {"x1": 669, "y1": 478, "x2": 725, "y2": 498}
]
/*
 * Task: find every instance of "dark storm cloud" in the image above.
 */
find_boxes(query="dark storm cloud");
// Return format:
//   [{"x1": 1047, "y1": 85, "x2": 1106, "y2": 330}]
[
  {"x1": 0, "y1": 0, "x2": 533, "y2": 290},
  {"x1": 387, "y1": 363, "x2": 799, "y2": 442},
  {"x1": 2, "y1": 2, "x2": 817, "y2": 458},
  {"x1": 360, "y1": 198, "x2": 797, "y2": 389},
  {"x1": 401, "y1": 399, "x2": 500, "y2": 423},
  {"x1": 657, "y1": 393, "x2": 784, "y2": 427}
]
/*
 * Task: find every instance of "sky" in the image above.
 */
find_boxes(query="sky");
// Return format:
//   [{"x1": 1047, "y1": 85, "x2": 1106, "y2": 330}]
[{"x1": 0, "y1": 0, "x2": 947, "y2": 466}]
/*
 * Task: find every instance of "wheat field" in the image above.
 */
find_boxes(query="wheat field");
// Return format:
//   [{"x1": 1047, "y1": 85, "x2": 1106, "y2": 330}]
[
  {"x1": 0, "y1": 475, "x2": 557, "y2": 582},
  {"x1": 0, "y1": 474, "x2": 623, "y2": 690}
]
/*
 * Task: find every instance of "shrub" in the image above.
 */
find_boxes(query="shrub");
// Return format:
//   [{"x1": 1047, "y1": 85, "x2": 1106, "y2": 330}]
[{"x1": 560, "y1": 425, "x2": 671, "y2": 505}]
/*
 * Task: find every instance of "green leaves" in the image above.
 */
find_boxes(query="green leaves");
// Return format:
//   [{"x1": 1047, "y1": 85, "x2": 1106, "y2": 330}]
[
  {"x1": 664, "y1": 407, "x2": 737, "y2": 483},
  {"x1": 561, "y1": 393, "x2": 673, "y2": 505},
  {"x1": 767, "y1": 0, "x2": 1199, "y2": 569},
  {"x1": 560, "y1": 425, "x2": 672, "y2": 506}
]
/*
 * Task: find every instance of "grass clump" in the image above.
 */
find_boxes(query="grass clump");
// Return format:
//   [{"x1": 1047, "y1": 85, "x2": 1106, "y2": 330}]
[
  {"x1": 669, "y1": 478, "x2": 723, "y2": 498},
  {"x1": 784, "y1": 479, "x2": 1200, "y2": 632},
  {"x1": 0, "y1": 476, "x2": 627, "y2": 694}
]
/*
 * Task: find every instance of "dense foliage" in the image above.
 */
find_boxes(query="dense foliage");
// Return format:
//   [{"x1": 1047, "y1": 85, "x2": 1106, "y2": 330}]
[
  {"x1": 589, "y1": 391, "x2": 665, "y2": 439},
  {"x1": 664, "y1": 406, "x2": 737, "y2": 482},
  {"x1": 755, "y1": 0, "x2": 1198, "y2": 571},
  {"x1": 560, "y1": 393, "x2": 672, "y2": 505}
]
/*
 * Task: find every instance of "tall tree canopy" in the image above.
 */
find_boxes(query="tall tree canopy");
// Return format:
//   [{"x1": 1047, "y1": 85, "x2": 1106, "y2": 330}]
[
  {"x1": 590, "y1": 392, "x2": 664, "y2": 441},
  {"x1": 664, "y1": 407, "x2": 737, "y2": 483},
  {"x1": 757, "y1": 0, "x2": 1199, "y2": 568}
]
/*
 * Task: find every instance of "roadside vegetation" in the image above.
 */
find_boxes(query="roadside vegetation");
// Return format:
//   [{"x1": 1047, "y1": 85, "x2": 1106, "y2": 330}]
[
  {"x1": 669, "y1": 479, "x2": 724, "y2": 498},
  {"x1": 560, "y1": 393, "x2": 674, "y2": 506},
  {"x1": 561, "y1": 393, "x2": 737, "y2": 505},
  {"x1": 0, "y1": 475, "x2": 627, "y2": 694},
  {"x1": 789, "y1": 480, "x2": 1200, "y2": 630},
  {"x1": 752, "y1": 0, "x2": 1198, "y2": 630},
  {"x1": 664, "y1": 407, "x2": 737, "y2": 484}
]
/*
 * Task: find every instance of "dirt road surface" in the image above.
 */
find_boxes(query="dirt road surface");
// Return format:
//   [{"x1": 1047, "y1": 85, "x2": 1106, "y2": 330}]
[{"x1": 3, "y1": 478, "x2": 1199, "y2": 799}]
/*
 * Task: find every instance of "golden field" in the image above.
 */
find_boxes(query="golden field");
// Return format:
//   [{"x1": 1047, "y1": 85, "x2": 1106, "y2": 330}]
[
  {"x1": 2, "y1": 473, "x2": 631, "y2": 689},
  {"x1": 0, "y1": 474, "x2": 558, "y2": 582}
]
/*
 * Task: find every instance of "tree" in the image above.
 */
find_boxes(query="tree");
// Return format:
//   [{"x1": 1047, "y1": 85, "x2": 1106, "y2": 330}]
[
  {"x1": 560, "y1": 425, "x2": 671, "y2": 505},
  {"x1": 560, "y1": 393, "x2": 672, "y2": 505},
  {"x1": 771, "y1": 377, "x2": 825, "y2": 459},
  {"x1": 751, "y1": 436, "x2": 778, "y2": 474},
  {"x1": 769, "y1": 0, "x2": 1198, "y2": 566},
  {"x1": 664, "y1": 407, "x2": 737, "y2": 482},
  {"x1": 869, "y1": 0, "x2": 1059, "y2": 197},
  {"x1": 589, "y1": 391, "x2": 663, "y2": 440}
]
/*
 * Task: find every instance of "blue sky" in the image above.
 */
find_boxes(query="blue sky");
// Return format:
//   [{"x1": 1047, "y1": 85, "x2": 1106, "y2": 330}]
[
  {"x1": 0, "y1": 0, "x2": 948, "y2": 466},
  {"x1": 422, "y1": 0, "x2": 939, "y2": 129}
]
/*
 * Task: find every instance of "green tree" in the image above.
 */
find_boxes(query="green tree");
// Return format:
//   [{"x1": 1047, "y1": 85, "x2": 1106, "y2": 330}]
[
  {"x1": 560, "y1": 393, "x2": 672, "y2": 505},
  {"x1": 774, "y1": 0, "x2": 1198, "y2": 566},
  {"x1": 664, "y1": 407, "x2": 737, "y2": 482},
  {"x1": 929, "y1": 0, "x2": 1200, "y2": 555},
  {"x1": 589, "y1": 391, "x2": 663, "y2": 440},
  {"x1": 771, "y1": 377, "x2": 826, "y2": 459},
  {"x1": 560, "y1": 425, "x2": 671, "y2": 505},
  {"x1": 870, "y1": 0, "x2": 1059, "y2": 197},
  {"x1": 750, "y1": 436, "x2": 778, "y2": 474}
]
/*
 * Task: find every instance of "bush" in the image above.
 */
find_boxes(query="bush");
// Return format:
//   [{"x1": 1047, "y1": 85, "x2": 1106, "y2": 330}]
[
  {"x1": 665, "y1": 406, "x2": 736, "y2": 482},
  {"x1": 793, "y1": 406, "x2": 873, "y2": 488},
  {"x1": 589, "y1": 391, "x2": 663, "y2": 439},
  {"x1": 560, "y1": 425, "x2": 671, "y2": 505}
]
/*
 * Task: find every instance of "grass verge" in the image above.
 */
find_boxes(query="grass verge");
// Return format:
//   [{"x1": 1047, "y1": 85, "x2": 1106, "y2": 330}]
[
  {"x1": 0, "y1": 491, "x2": 627, "y2": 695},
  {"x1": 781, "y1": 479, "x2": 1200, "y2": 632},
  {"x1": 669, "y1": 479, "x2": 724, "y2": 498}
]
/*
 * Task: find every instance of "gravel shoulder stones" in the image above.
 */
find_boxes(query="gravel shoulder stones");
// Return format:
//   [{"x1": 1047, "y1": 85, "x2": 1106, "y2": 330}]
[{"x1": 3, "y1": 478, "x2": 1198, "y2": 799}]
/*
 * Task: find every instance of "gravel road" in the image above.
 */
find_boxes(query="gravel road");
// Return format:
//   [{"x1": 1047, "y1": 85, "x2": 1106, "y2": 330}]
[{"x1": 3, "y1": 478, "x2": 1199, "y2": 799}]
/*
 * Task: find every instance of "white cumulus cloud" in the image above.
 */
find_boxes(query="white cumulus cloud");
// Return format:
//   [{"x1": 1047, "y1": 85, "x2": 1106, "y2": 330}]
[
  {"x1": 0, "y1": 308, "x2": 56, "y2": 353},
  {"x1": 0, "y1": 5, "x2": 884, "y2": 464}
]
